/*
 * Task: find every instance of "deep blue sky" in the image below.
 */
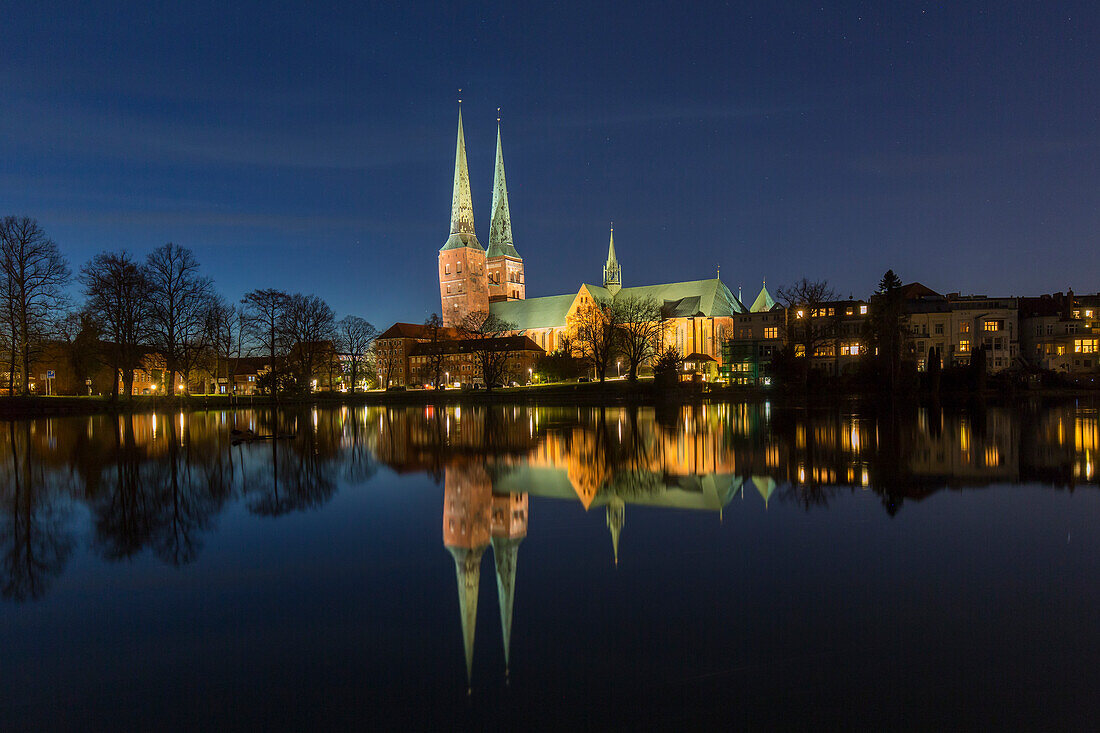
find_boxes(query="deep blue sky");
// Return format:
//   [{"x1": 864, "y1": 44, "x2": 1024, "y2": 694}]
[{"x1": 2, "y1": 1, "x2": 1097, "y2": 326}]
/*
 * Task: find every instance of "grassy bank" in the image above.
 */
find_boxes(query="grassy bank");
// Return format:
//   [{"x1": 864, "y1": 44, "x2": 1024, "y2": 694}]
[{"x1": 1, "y1": 379, "x2": 1097, "y2": 418}]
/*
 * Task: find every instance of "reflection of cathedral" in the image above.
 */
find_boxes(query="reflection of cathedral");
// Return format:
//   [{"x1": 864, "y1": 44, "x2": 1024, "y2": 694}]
[{"x1": 442, "y1": 461, "x2": 528, "y2": 687}]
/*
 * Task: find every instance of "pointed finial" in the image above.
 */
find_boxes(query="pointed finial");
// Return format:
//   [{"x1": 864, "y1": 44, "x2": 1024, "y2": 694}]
[
  {"x1": 717, "y1": 264, "x2": 720, "y2": 279},
  {"x1": 458, "y1": 88, "x2": 462, "y2": 104},
  {"x1": 497, "y1": 107, "x2": 501, "y2": 123}
]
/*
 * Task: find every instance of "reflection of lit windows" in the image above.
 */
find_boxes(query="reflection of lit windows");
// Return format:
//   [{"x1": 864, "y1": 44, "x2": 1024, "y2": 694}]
[
  {"x1": 984, "y1": 445, "x2": 1001, "y2": 466},
  {"x1": 959, "y1": 339, "x2": 971, "y2": 353}
]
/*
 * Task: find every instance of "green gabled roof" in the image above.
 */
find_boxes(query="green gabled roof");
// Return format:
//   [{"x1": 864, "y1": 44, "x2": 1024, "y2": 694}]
[
  {"x1": 749, "y1": 283, "x2": 777, "y2": 313},
  {"x1": 489, "y1": 293, "x2": 577, "y2": 330},
  {"x1": 584, "y1": 278, "x2": 744, "y2": 317}
]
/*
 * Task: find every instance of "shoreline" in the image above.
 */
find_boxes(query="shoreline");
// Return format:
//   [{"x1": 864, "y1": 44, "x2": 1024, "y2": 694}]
[{"x1": 1, "y1": 381, "x2": 1098, "y2": 418}]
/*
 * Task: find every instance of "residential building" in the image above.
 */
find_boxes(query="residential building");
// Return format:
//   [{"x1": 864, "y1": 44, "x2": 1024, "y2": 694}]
[
  {"x1": 1019, "y1": 291, "x2": 1100, "y2": 374},
  {"x1": 904, "y1": 285, "x2": 1018, "y2": 372}
]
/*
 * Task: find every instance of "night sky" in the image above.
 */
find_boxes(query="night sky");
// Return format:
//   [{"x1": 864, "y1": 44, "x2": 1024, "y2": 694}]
[{"x1": 3, "y1": 2, "x2": 1097, "y2": 327}]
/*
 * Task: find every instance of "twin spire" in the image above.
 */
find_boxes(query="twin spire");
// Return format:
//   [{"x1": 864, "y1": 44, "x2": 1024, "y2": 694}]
[{"x1": 444, "y1": 107, "x2": 519, "y2": 258}]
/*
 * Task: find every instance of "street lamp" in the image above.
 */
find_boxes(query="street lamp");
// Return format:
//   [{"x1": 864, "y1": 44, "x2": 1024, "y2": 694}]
[
  {"x1": 528, "y1": 367, "x2": 532, "y2": 385},
  {"x1": 617, "y1": 359, "x2": 621, "y2": 378}
]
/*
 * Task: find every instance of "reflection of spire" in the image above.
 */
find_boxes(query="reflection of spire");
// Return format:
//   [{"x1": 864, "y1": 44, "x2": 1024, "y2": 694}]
[
  {"x1": 752, "y1": 475, "x2": 776, "y2": 509},
  {"x1": 442, "y1": 462, "x2": 492, "y2": 690},
  {"x1": 447, "y1": 544, "x2": 486, "y2": 689},
  {"x1": 491, "y1": 536, "x2": 522, "y2": 673},
  {"x1": 489, "y1": 491, "x2": 527, "y2": 676},
  {"x1": 607, "y1": 496, "x2": 625, "y2": 565}
]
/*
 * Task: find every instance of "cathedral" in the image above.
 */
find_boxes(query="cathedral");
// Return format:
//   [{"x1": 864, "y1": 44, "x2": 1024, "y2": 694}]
[{"x1": 438, "y1": 108, "x2": 776, "y2": 367}]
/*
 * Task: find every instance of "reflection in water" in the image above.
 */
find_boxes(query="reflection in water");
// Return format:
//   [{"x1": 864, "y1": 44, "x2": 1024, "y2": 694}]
[
  {"x1": 1, "y1": 400, "x2": 1098, "y2": 691},
  {"x1": 0, "y1": 408, "x2": 380, "y2": 600},
  {"x1": 367, "y1": 400, "x2": 1099, "y2": 687}
]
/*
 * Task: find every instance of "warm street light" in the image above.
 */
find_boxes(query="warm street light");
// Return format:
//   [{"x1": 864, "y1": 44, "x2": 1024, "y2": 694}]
[{"x1": 617, "y1": 359, "x2": 621, "y2": 378}]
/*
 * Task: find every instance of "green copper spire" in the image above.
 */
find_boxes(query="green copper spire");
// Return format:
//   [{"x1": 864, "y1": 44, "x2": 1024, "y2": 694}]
[
  {"x1": 450, "y1": 107, "x2": 476, "y2": 236},
  {"x1": 487, "y1": 119, "x2": 519, "y2": 259},
  {"x1": 603, "y1": 225, "x2": 622, "y2": 296},
  {"x1": 491, "y1": 535, "x2": 522, "y2": 673},
  {"x1": 447, "y1": 544, "x2": 486, "y2": 690},
  {"x1": 441, "y1": 106, "x2": 483, "y2": 252}
]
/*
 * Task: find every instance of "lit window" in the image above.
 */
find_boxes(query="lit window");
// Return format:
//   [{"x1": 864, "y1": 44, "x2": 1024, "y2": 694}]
[
  {"x1": 796, "y1": 310, "x2": 804, "y2": 319},
  {"x1": 959, "y1": 339, "x2": 971, "y2": 353},
  {"x1": 828, "y1": 307, "x2": 835, "y2": 317},
  {"x1": 859, "y1": 305, "x2": 868, "y2": 315},
  {"x1": 764, "y1": 327, "x2": 778, "y2": 339},
  {"x1": 960, "y1": 322, "x2": 970, "y2": 333},
  {"x1": 845, "y1": 307, "x2": 854, "y2": 316},
  {"x1": 983, "y1": 320, "x2": 1003, "y2": 332},
  {"x1": 1075, "y1": 339, "x2": 1099, "y2": 354},
  {"x1": 1086, "y1": 310, "x2": 1094, "y2": 318}
]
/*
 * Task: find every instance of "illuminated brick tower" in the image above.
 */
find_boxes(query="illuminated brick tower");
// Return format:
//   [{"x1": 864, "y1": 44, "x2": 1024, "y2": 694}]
[
  {"x1": 485, "y1": 117, "x2": 525, "y2": 303},
  {"x1": 439, "y1": 106, "x2": 489, "y2": 327}
]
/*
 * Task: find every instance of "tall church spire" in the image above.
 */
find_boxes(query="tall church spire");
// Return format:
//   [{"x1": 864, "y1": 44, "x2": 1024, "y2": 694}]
[
  {"x1": 449, "y1": 107, "x2": 476, "y2": 237},
  {"x1": 487, "y1": 118, "x2": 518, "y2": 258},
  {"x1": 603, "y1": 224, "x2": 622, "y2": 296}
]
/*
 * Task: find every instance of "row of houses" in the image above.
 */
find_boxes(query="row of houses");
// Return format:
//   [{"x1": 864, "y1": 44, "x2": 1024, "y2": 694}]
[{"x1": 721, "y1": 284, "x2": 1100, "y2": 385}]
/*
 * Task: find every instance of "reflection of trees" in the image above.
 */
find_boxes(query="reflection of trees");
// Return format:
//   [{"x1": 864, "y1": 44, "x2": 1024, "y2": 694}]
[
  {"x1": 0, "y1": 422, "x2": 75, "y2": 602},
  {"x1": 245, "y1": 410, "x2": 339, "y2": 517}
]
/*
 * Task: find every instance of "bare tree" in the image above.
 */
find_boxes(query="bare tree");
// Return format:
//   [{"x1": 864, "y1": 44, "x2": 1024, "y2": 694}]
[
  {"x1": 458, "y1": 311, "x2": 518, "y2": 391},
  {"x1": 144, "y1": 243, "x2": 213, "y2": 394},
  {"x1": 335, "y1": 315, "x2": 378, "y2": 392},
  {"x1": 569, "y1": 296, "x2": 622, "y2": 382},
  {"x1": 206, "y1": 297, "x2": 245, "y2": 396},
  {"x1": 422, "y1": 313, "x2": 449, "y2": 389},
  {"x1": 0, "y1": 217, "x2": 71, "y2": 395},
  {"x1": 281, "y1": 293, "x2": 336, "y2": 391},
  {"x1": 242, "y1": 289, "x2": 289, "y2": 396},
  {"x1": 615, "y1": 294, "x2": 667, "y2": 381},
  {"x1": 80, "y1": 251, "x2": 152, "y2": 400},
  {"x1": 776, "y1": 278, "x2": 839, "y2": 372}
]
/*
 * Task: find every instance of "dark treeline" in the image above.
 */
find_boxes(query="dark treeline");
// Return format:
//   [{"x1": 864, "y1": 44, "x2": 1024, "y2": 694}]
[{"x1": 0, "y1": 216, "x2": 380, "y2": 398}]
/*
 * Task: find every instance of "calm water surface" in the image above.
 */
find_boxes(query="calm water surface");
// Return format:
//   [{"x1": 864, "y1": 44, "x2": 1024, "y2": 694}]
[{"x1": 1, "y1": 401, "x2": 1098, "y2": 730}]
